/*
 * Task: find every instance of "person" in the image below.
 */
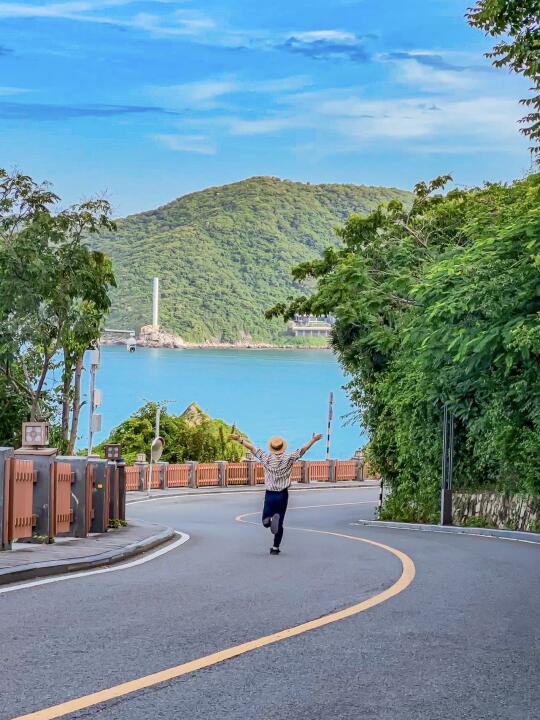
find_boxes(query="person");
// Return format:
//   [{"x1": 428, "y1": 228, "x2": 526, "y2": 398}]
[{"x1": 230, "y1": 432, "x2": 323, "y2": 555}]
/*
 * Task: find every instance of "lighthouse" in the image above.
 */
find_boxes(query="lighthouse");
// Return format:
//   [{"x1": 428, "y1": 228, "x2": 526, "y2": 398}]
[{"x1": 152, "y1": 277, "x2": 159, "y2": 329}]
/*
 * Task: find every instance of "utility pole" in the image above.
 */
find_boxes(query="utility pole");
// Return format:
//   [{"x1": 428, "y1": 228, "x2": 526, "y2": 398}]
[
  {"x1": 326, "y1": 392, "x2": 334, "y2": 461},
  {"x1": 86, "y1": 328, "x2": 136, "y2": 456},
  {"x1": 440, "y1": 403, "x2": 455, "y2": 525}
]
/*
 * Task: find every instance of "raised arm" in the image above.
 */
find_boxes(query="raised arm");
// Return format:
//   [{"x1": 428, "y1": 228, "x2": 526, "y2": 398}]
[
  {"x1": 298, "y1": 433, "x2": 323, "y2": 458},
  {"x1": 230, "y1": 434, "x2": 257, "y2": 454}
]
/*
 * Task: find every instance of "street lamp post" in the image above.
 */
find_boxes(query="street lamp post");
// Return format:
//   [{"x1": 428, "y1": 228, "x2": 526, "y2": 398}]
[{"x1": 86, "y1": 328, "x2": 136, "y2": 457}]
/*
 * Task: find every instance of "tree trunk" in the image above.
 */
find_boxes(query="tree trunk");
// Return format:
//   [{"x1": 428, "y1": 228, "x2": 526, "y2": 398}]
[
  {"x1": 61, "y1": 348, "x2": 72, "y2": 443},
  {"x1": 67, "y1": 354, "x2": 84, "y2": 455}
]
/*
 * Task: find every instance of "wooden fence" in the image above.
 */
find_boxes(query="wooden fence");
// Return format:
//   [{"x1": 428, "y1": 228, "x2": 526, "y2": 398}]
[{"x1": 124, "y1": 458, "x2": 379, "y2": 491}]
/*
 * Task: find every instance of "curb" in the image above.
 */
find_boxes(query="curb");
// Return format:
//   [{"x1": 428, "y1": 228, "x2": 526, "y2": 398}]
[
  {"x1": 0, "y1": 525, "x2": 176, "y2": 586},
  {"x1": 127, "y1": 482, "x2": 377, "y2": 504},
  {"x1": 353, "y1": 519, "x2": 540, "y2": 544}
]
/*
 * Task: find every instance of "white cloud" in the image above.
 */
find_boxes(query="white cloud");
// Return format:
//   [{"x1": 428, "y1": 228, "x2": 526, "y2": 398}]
[
  {"x1": 153, "y1": 133, "x2": 216, "y2": 154},
  {"x1": 0, "y1": 1, "x2": 213, "y2": 38},
  {"x1": 392, "y1": 59, "x2": 476, "y2": 91},
  {"x1": 0, "y1": 86, "x2": 31, "y2": 95},
  {"x1": 227, "y1": 116, "x2": 306, "y2": 136},
  {"x1": 152, "y1": 76, "x2": 311, "y2": 110},
  {"x1": 292, "y1": 30, "x2": 358, "y2": 44}
]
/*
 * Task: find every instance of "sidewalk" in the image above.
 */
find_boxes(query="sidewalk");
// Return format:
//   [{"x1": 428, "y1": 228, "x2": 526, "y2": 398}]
[
  {"x1": 127, "y1": 480, "x2": 379, "y2": 503},
  {"x1": 0, "y1": 521, "x2": 175, "y2": 586}
]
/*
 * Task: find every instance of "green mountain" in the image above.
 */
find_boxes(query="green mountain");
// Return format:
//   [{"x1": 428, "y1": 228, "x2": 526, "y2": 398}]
[{"x1": 94, "y1": 176, "x2": 410, "y2": 343}]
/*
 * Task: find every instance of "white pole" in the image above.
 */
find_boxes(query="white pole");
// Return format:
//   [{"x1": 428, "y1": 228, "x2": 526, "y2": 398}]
[
  {"x1": 148, "y1": 404, "x2": 161, "y2": 497},
  {"x1": 152, "y1": 277, "x2": 159, "y2": 328},
  {"x1": 87, "y1": 345, "x2": 100, "y2": 457}
]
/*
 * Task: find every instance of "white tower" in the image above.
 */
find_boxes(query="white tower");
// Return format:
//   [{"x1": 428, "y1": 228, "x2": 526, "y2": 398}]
[{"x1": 152, "y1": 277, "x2": 159, "y2": 328}]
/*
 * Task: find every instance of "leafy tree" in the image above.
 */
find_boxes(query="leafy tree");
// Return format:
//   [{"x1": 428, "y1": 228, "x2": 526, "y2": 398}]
[
  {"x1": 96, "y1": 402, "x2": 247, "y2": 465},
  {"x1": 270, "y1": 173, "x2": 540, "y2": 520},
  {"x1": 467, "y1": 0, "x2": 540, "y2": 155},
  {"x1": 0, "y1": 169, "x2": 116, "y2": 450}
]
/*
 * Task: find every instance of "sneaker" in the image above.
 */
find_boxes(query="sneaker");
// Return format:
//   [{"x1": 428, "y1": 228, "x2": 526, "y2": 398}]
[
  {"x1": 270, "y1": 513, "x2": 280, "y2": 535},
  {"x1": 270, "y1": 547, "x2": 280, "y2": 555}
]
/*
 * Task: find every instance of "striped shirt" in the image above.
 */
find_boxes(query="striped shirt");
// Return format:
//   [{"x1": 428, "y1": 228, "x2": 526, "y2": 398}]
[{"x1": 253, "y1": 448, "x2": 302, "y2": 491}]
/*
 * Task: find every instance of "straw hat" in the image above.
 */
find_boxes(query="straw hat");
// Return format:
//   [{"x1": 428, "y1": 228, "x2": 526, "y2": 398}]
[{"x1": 268, "y1": 436, "x2": 288, "y2": 454}]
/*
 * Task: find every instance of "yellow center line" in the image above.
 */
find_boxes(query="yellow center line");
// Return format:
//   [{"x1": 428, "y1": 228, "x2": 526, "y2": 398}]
[{"x1": 12, "y1": 503, "x2": 415, "y2": 720}]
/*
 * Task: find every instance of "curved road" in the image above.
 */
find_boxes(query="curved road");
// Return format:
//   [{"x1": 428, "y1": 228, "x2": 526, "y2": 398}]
[{"x1": 1, "y1": 486, "x2": 539, "y2": 720}]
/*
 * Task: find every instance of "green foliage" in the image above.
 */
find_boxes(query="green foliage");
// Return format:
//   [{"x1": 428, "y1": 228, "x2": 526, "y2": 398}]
[
  {"x1": 92, "y1": 177, "x2": 410, "y2": 344},
  {"x1": 96, "y1": 402, "x2": 247, "y2": 465},
  {"x1": 467, "y1": 0, "x2": 540, "y2": 156},
  {"x1": 462, "y1": 516, "x2": 492, "y2": 529},
  {"x1": 0, "y1": 168, "x2": 116, "y2": 450},
  {"x1": 273, "y1": 173, "x2": 540, "y2": 521}
]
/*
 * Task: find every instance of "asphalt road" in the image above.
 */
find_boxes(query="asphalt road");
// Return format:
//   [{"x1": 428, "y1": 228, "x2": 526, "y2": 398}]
[{"x1": 1, "y1": 486, "x2": 539, "y2": 720}]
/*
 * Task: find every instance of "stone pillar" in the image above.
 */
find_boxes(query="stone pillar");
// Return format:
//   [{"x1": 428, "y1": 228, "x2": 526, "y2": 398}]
[
  {"x1": 217, "y1": 461, "x2": 227, "y2": 487},
  {"x1": 56, "y1": 456, "x2": 88, "y2": 538},
  {"x1": 158, "y1": 462, "x2": 169, "y2": 489},
  {"x1": 136, "y1": 462, "x2": 148, "y2": 491},
  {"x1": 0, "y1": 447, "x2": 14, "y2": 549},
  {"x1": 188, "y1": 461, "x2": 198, "y2": 488},
  {"x1": 329, "y1": 459, "x2": 336, "y2": 484},
  {"x1": 14, "y1": 448, "x2": 57, "y2": 543},
  {"x1": 247, "y1": 460, "x2": 256, "y2": 486},
  {"x1": 300, "y1": 460, "x2": 309, "y2": 484},
  {"x1": 355, "y1": 458, "x2": 363, "y2": 482}
]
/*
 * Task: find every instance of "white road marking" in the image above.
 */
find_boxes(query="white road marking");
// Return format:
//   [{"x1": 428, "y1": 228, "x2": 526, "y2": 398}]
[
  {"x1": 0, "y1": 532, "x2": 190, "y2": 595},
  {"x1": 351, "y1": 523, "x2": 540, "y2": 546}
]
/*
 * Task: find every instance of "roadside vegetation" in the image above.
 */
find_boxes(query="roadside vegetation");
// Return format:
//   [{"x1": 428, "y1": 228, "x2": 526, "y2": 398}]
[
  {"x1": 96, "y1": 402, "x2": 246, "y2": 465},
  {"x1": 269, "y1": 0, "x2": 540, "y2": 522}
]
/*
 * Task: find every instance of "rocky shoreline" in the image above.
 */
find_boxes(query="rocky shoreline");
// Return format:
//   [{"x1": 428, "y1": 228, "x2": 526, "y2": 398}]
[{"x1": 100, "y1": 325, "x2": 330, "y2": 351}]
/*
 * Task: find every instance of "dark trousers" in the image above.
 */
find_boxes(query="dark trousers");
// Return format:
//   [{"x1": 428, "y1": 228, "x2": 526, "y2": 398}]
[{"x1": 262, "y1": 489, "x2": 289, "y2": 548}]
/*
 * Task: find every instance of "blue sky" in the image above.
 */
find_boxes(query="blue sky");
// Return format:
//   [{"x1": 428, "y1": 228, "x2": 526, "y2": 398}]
[{"x1": 0, "y1": 0, "x2": 532, "y2": 216}]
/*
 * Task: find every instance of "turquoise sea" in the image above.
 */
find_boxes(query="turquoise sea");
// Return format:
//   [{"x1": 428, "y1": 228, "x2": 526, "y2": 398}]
[{"x1": 79, "y1": 346, "x2": 365, "y2": 459}]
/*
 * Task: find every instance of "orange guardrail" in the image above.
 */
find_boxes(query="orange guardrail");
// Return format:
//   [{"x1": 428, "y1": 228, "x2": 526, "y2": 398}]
[
  {"x1": 8, "y1": 459, "x2": 36, "y2": 542},
  {"x1": 55, "y1": 462, "x2": 74, "y2": 535},
  {"x1": 307, "y1": 461, "x2": 330, "y2": 482},
  {"x1": 167, "y1": 464, "x2": 190, "y2": 488},
  {"x1": 226, "y1": 463, "x2": 249, "y2": 485},
  {"x1": 122, "y1": 459, "x2": 368, "y2": 491},
  {"x1": 197, "y1": 463, "x2": 220, "y2": 487},
  {"x1": 335, "y1": 460, "x2": 356, "y2": 481},
  {"x1": 125, "y1": 466, "x2": 140, "y2": 491}
]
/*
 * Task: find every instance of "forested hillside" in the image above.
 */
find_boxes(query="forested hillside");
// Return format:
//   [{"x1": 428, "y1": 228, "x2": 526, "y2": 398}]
[{"x1": 94, "y1": 177, "x2": 410, "y2": 343}]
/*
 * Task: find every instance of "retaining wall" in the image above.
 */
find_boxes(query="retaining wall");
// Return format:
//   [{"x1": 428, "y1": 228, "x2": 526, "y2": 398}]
[{"x1": 453, "y1": 492, "x2": 540, "y2": 532}]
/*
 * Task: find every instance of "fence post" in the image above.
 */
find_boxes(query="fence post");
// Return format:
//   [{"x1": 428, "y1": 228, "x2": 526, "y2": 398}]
[
  {"x1": 247, "y1": 460, "x2": 256, "y2": 486},
  {"x1": 0, "y1": 448, "x2": 14, "y2": 550},
  {"x1": 188, "y1": 461, "x2": 198, "y2": 488},
  {"x1": 300, "y1": 460, "x2": 309, "y2": 484},
  {"x1": 217, "y1": 461, "x2": 227, "y2": 487},
  {"x1": 136, "y1": 462, "x2": 147, "y2": 491},
  {"x1": 159, "y1": 462, "x2": 169, "y2": 489},
  {"x1": 329, "y1": 459, "x2": 336, "y2": 483},
  {"x1": 354, "y1": 458, "x2": 363, "y2": 482}
]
